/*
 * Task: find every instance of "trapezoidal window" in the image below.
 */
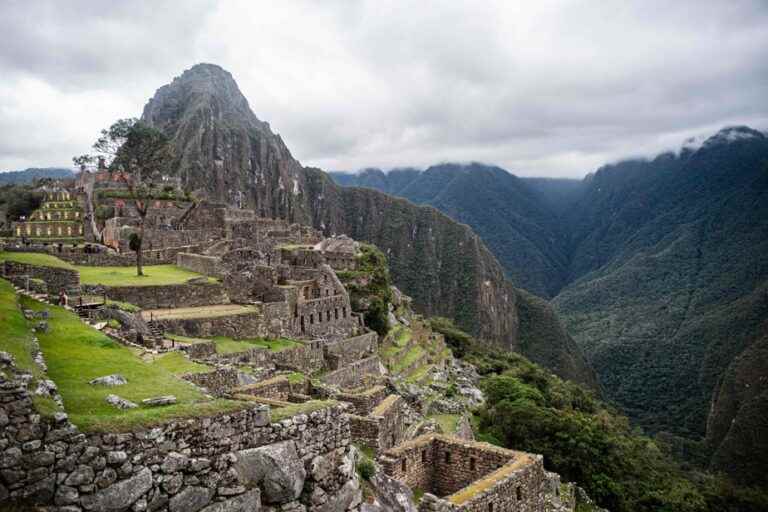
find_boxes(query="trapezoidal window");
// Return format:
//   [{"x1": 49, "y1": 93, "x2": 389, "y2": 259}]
[
  {"x1": 444, "y1": 452, "x2": 451, "y2": 464},
  {"x1": 326, "y1": 310, "x2": 331, "y2": 322},
  {"x1": 516, "y1": 486, "x2": 522, "y2": 501},
  {"x1": 488, "y1": 504, "x2": 494, "y2": 512},
  {"x1": 421, "y1": 450, "x2": 427, "y2": 463},
  {"x1": 470, "y1": 457, "x2": 476, "y2": 471},
  {"x1": 401, "y1": 459, "x2": 407, "y2": 472}
]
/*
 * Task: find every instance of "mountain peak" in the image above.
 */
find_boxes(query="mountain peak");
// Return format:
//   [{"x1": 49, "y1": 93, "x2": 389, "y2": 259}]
[{"x1": 701, "y1": 125, "x2": 765, "y2": 148}]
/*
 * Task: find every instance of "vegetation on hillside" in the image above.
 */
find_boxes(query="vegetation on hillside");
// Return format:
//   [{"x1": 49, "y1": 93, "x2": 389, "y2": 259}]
[
  {"x1": 439, "y1": 318, "x2": 768, "y2": 512},
  {"x1": 338, "y1": 243, "x2": 392, "y2": 335}
]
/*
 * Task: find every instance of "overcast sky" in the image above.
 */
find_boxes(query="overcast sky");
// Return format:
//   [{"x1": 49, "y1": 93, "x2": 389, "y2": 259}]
[{"x1": 1, "y1": 0, "x2": 767, "y2": 178}]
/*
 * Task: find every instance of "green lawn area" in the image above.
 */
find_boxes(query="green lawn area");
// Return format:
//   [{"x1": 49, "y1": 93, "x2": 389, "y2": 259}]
[
  {"x1": 390, "y1": 345, "x2": 425, "y2": 374},
  {"x1": 148, "y1": 351, "x2": 211, "y2": 375},
  {"x1": 0, "y1": 279, "x2": 40, "y2": 375},
  {"x1": 77, "y1": 264, "x2": 215, "y2": 287},
  {"x1": 166, "y1": 333, "x2": 301, "y2": 354},
  {"x1": 20, "y1": 295, "x2": 245, "y2": 431},
  {"x1": 0, "y1": 251, "x2": 75, "y2": 270},
  {"x1": 431, "y1": 414, "x2": 460, "y2": 434}
]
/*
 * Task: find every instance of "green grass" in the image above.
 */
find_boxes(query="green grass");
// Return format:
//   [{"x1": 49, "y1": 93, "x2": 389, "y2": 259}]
[
  {"x1": 106, "y1": 299, "x2": 141, "y2": 312},
  {"x1": 0, "y1": 251, "x2": 75, "y2": 270},
  {"x1": 166, "y1": 334, "x2": 301, "y2": 355},
  {"x1": 270, "y1": 399, "x2": 337, "y2": 422},
  {"x1": 285, "y1": 371, "x2": 306, "y2": 384},
  {"x1": 149, "y1": 352, "x2": 211, "y2": 375},
  {"x1": 390, "y1": 345, "x2": 425, "y2": 374},
  {"x1": 77, "y1": 264, "x2": 215, "y2": 287},
  {"x1": 19, "y1": 295, "x2": 245, "y2": 431},
  {"x1": 431, "y1": 414, "x2": 460, "y2": 434},
  {"x1": 0, "y1": 279, "x2": 40, "y2": 376}
]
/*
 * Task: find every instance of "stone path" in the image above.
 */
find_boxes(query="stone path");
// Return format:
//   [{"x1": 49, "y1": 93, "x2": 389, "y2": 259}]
[{"x1": 141, "y1": 303, "x2": 257, "y2": 321}]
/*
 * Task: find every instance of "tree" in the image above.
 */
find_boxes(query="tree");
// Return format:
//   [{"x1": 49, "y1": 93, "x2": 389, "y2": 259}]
[{"x1": 77, "y1": 118, "x2": 173, "y2": 276}]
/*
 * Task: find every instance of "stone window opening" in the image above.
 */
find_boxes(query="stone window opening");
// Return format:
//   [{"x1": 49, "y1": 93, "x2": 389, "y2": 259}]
[
  {"x1": 516, "y1": 486, "x2": 522, "y2": 501},
  {"x1": 294, "y1": 306, "x2": 298, "y2": 318},
  {"x1": 326, "y1": 310, "x2": 331, "y2": 322},
  {"x1": 421, "y1": 450, "x2": 426, "y2": 463},
  {"x1": 444, "y1": 452, "x2": 451, "y2": 464},
  {"x1": 335, "y1": 308, "x2": 339, "y2": 320},
  {"x1": 310, "y1": 314, "x2": 314, "y2": 325},
  {"x1": 401, "y1": 459, "x2": 406, "y2": 472},
  {"x1": 470, "y1": 457, "x2": 476, "y2": 471},
  {"x1": 342, "y1": 307, "x2": 347, "y2": 318},
  {"x1": 488, "y1": 504, "x2": 494, "y2": 512}
]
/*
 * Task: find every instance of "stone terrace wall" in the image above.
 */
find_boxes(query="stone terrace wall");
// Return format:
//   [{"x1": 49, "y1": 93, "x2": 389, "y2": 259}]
[
  {"x1": 2, "y1": 261, "x2": 80, "y2": 294},
  {"x1": 181, "y1": 368, "x2": 239, "y2": 395},
  {"x1": 82, "y1": 282, "x2": 229, "y2": 309},
  {"x1": 0, "y1": 352, "x2": 361, "y2": 512},
  {"x1": 213, "y1": 341, "x2": 323, "y2": 374},
  {"x1": 324, "y1": 332, "x2": 377, "y2": 371},
  {"x1": 348, "y1": 395, "x2": 408, "y2": 454},
  {"x1": 322, "y1": 356, "x2": 382, "y2": 389},
  {"x1": 152, "y1": 303, "x2": 291, "y2": 341},
  {"x1": 233, "y1": 376, "x2": 291, "y2": 401},
  {"x1": 176, "y1": 253, "x2": 223, "y2": 278},
  {"x1": 336, "y1": 385, "x2": 388, "y2": 415},
  {"x1": 430, "y1": 437, "x2": 511, "y2": 497}
]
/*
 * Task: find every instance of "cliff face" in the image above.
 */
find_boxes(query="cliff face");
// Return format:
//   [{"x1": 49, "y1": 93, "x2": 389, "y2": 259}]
[{"x1": 140, "y1": 63, "x2": 597, "y2": 389}]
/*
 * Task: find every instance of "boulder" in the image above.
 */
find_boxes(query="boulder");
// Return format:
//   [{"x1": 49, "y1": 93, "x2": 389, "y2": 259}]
[
  {"x1": 318, "y1": 478, "x2": 361, "y2": 512},
  {"x1": 85, "y1": 467, "x2": 153, "y2": 512},
  {"x1": 365, "y1": 471, "x2": 417, "y2": 512},
  {"x1": 233, "y1": 441, "x2": 306, "y2": 504},
  {"x1": 200, "y1": 489, "x2": 261, "y2": 512},
  {"x1": 169, "y1": 486, "x2": 213, "y2": 512},
  {"x1": 90, "y1": 374, "x2": 128, "y2": 387},
  {"x1": 106, "y1": 394, "x2": 138, "y2": 409},
  {"x1": 142, "y1": 395, "x2": 177, "y2": 406}
]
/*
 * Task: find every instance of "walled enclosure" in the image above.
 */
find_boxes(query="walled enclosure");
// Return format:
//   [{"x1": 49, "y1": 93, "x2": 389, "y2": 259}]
[
  {"x1": 0, "y1": 353, "x2": 362, "y2": 512},
  {"x1": 380, "y1": 435, "x2": 547, "y2": 512},
  {"x1": 81, "y1": 281, "x2": 229, "y2": 309}
]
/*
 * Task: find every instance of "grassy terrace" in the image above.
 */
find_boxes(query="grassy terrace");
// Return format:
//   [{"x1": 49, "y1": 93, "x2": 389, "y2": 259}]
[
  {"x1": 0, "y1": 252, "x2": 215, "y2": 287},
  {"x1": 18, "y1": 295, "x2": 245, "y2": 432},
  {"x1": 78, "y1": 264, "x2": 216, "y2": 287},
  {"x1": 166, "y1": 333, "x2": 301, "y2": 354}
]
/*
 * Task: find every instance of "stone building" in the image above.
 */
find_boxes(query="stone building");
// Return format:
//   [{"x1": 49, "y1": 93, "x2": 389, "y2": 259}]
[
  {"x1": 12, "y1": 188, "x2": 84, "y2": 240},
  {"x1": 380, "y1": 435, "x2": 549, "y2": 511}
]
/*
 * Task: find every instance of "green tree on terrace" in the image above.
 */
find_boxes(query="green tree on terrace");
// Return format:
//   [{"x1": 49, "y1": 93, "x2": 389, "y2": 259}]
[{"x1": 76, "y1": 118, "x2": 173, "y2": 276}]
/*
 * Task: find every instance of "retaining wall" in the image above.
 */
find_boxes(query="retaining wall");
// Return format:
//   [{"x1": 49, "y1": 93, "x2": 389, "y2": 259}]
[{"x1": 82, "y1": 281, "x2": 229, "y2": 309}]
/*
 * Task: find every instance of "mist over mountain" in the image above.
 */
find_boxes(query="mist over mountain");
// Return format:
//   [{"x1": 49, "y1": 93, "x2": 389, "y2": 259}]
[
  {"x1": 140, "y1": 63, "x2": 597, "y2": 389},
  {"x1": 332, "y1": 127, "x2": 768, "y2": 485}
]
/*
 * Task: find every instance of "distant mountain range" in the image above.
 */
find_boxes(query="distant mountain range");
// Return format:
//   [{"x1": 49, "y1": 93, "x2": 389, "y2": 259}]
[
  {"x1": 0, "y1": 167, "x2": 73, "y2": 184},
  {"x1": 330, "y1": 126, "x2": 768, "y2": 486}
]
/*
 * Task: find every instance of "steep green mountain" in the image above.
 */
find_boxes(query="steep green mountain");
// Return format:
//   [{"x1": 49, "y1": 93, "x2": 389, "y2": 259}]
[
  {"x1": 0, "y1": 167, "x2": 73, "y2": 184},
  {"x1": 331, "y1": 163, "x2": 571, "y2": 297},
  {"x1": 139, "y1": 63, "x2": 597, "y2": 389},
  {"x1": 331, "y1": 127, "x2": 768, "y2": 487}
]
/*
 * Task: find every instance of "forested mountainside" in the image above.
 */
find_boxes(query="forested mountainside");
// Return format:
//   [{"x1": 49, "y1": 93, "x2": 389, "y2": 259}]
[
  {"x1": 331, "y1": 127, "x2": 768, "y2": 486},
  {"x1": 330, "y1": 164, "x2": 572, "y2": 297},
  {"x1": 0, "y1": 167, "x2": 73, "y2": 184},
  {"x1": 139, "y1": 63, "x2": 597, "y2": 389}
]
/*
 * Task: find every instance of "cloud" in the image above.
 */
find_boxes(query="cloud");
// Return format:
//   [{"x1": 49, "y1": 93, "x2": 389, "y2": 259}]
[{"x1": 1, "y1": 0, "x2": 767, "y2": 177}]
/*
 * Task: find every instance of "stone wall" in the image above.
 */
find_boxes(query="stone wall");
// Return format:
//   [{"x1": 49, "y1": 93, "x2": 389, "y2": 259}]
[
  {"x1": 82, "y1": 281, "x2": 229, "y2": 309},
  {"x1": 213, "y1": 341, "x2": 324, "y2": 375},
  {"x1": 0, "y1": 352, "x2": 362, "y2": 512},
  {"x1": 176, "y1": 253, "x2": 223, "y2": 278},
  {"x1": 181, "y1": 368, "x2": 240, "y2": 395},
  {"x1": 324, "y1": 333, "x2": 378, "y2": 371},
  {"x1": 233, "y1": 376, "x2": 291, "y2": 401},
  {"x1": 151, "y1": 303, "x2": 291, "y2": 341},
  {"x1": 336, "y1": 385, "x2": 388, "y2": 415},
  {"x1": 348, "y1": 395, "x2": 408, "y2": 454},
  {"x1": 322, "y1": 356, "x2": 382, "y2": 389},
  {"x1": 182, "y1": 342, "x2": 217, "y2": 359},
  {"x1": 380, "y1": 435, "x2": 546, "y2": 512},
  {"x1": 2, "y1": 261, "x2": 80, "y2": 294}
]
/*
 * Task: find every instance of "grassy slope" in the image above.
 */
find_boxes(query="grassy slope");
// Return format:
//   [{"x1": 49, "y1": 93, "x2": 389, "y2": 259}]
[
  {"x1": 0, "y1": 251, "x2": 75, "y2": 269},
  {"x1": 20, "y1": 295, "x2": 244, "y2": 431}
]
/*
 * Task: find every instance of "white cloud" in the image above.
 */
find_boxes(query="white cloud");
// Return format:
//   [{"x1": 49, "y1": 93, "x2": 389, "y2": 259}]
[{"x1": 0, "y1": 0, "x2": 766, "y2": 177}]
